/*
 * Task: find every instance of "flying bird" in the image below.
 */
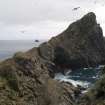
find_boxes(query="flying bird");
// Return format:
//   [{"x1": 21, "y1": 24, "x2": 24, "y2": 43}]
[{"x1": 72, "y1": 7, "x2": 80, "y2": 11}]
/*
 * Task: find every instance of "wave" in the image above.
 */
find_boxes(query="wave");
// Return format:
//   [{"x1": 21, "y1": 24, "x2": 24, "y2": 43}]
[{"x1": 54, "y1": 73, "x2": 90, "y2": 88}]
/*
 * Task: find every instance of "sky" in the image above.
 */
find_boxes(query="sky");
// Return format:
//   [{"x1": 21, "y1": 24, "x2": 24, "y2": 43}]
[{"x1": 0, "y1": 0, "x2": 105, "y2": 40}]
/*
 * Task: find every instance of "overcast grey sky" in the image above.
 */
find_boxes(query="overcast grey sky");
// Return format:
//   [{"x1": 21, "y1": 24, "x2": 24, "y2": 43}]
[{"x1": 0, "y1": 0, "x2": 105, "y2": 40}]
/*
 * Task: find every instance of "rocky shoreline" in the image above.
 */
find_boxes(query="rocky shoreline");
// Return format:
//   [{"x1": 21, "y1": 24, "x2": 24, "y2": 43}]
[{"x1": 0, "y1": 12, "x2": 105, "y2": 105}]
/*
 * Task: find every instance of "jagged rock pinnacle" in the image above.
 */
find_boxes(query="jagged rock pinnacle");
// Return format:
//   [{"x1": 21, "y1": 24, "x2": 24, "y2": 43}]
[{"x1": 39, "y1": 12, "x2": 105, "y2": 70}]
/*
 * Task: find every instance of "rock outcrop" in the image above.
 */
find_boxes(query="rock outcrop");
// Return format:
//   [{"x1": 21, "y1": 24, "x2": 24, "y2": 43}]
[
  {"x1": 0, "y1": 48, "x2": 77, "y2": 105},
  {"x1": 0, "y1": 12, "x2": 105, "y2": 105},
  {"x1": 39, "y1": 12, "x2": 105, "y2": 70}
]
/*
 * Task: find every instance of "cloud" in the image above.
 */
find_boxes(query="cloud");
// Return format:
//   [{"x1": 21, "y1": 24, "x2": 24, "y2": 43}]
[
  {"x1": 0, "y1": 0, "x2": 105, "y2": 40},
  {"x1": 0, "y1": 0, "x2": 99, "y2": 24},
  {"x1": 0, "y1": 20, "x2": 70, "y2": 40}
]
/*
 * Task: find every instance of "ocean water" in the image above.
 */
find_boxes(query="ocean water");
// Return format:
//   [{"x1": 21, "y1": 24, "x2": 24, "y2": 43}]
[
  {"x1": 55, "y1": 66, "x2": 103, "y2": 88},
  {"x1": 0, "y1": 40, "x2": 44, "y2": 61}
]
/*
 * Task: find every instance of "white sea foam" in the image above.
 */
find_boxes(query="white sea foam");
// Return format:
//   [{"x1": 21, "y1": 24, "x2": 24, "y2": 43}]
[
  {"x1": 54, "y1": 73, "x2": 90, "y2": 88},
  {"x1": 92, "y1": 76, "x2": 96, "y2": 79}
]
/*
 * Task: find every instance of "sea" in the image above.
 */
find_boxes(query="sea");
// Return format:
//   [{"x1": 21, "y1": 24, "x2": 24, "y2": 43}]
[
  {"x1": 54, "y1": 67, "x2": 102, "y2": 88},
  {"x1": 0, "y1": 40, "x2": 44, "y2": 60},
  {"x1": 0, "y1": 40, "x2": 103, "y2": 89}
]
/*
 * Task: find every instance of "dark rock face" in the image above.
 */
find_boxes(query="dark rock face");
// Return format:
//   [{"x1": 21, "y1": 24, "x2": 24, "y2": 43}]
[{"x1": 39, "y1": 12, "x2": 105, "y2": 69}]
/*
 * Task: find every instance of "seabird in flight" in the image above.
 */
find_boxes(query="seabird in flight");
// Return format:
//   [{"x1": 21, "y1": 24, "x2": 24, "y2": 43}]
[{"x1": 72, "y1": 7, "x2": 80, "y2": 11}]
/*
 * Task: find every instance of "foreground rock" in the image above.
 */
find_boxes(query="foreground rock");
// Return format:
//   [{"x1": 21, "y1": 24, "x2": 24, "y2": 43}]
[
  {"x1": 0, "y1": 48, "x2": 77, "y2": 105},
  {"x1": 39, "y1": 12, "x2": 105, "y2": 70}
]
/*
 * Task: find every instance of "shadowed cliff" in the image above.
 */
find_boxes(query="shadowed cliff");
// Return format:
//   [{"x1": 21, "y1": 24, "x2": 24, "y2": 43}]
[{"x1": 39, "y1": 12, "x2": 105, "y2": 70}]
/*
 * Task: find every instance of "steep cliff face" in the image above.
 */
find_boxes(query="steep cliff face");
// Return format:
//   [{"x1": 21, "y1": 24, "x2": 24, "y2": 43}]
[
  {"x1": 0, "y1": 48, "x2": 77, "y2": 105},
  {"x1": 39, "y1": 12, "x2": 105, "y2": 69}
]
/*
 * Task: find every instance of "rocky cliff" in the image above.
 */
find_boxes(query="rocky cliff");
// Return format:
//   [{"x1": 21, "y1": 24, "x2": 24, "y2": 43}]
[
  {"x1": 39, "y1": 12, "x2": 105, "y2": 70},
  {"x1": 0, "y1": 48, "x2": 77, "y2": 105},
  {"x1": 0, "y1": 12, "x2": 105, "y2": 105}
]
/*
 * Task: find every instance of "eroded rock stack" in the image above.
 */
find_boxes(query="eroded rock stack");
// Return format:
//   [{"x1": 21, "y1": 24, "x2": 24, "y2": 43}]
[{"x1": 39, "y1": 12, "x2": 105, "y2": 70}]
